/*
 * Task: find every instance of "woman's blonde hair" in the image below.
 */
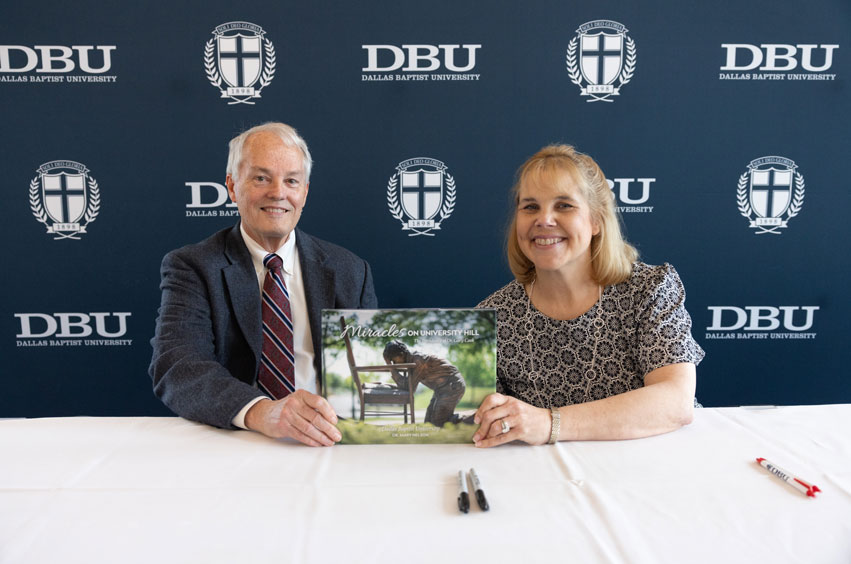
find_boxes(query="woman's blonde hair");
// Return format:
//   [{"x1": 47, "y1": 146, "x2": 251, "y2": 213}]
[{"x1": 507, "y1": 145, "x2": 638, "y2": 286}]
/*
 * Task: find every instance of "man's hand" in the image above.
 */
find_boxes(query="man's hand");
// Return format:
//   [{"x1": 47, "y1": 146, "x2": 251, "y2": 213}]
[{"x1": 244, "y1": 390, "x2": 342, "y2": 446}]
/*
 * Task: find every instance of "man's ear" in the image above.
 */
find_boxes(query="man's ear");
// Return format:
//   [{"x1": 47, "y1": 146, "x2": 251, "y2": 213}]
[{"x1": 226, "y1": 174, "x2": 237, "y2": 202}]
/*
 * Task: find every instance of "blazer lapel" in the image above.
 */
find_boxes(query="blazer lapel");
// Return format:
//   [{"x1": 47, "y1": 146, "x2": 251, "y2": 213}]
[
  {"x1": 296, "y1": 229, "x2": 335, "y2": 380},
  {"x1": 223, "y1": 225, "x2": 262, "y2": 366}
]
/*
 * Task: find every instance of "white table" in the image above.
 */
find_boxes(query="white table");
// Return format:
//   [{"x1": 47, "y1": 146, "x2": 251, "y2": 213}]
[{"x1": 2, "y1": 406, "x2": 850, "y2": 563}]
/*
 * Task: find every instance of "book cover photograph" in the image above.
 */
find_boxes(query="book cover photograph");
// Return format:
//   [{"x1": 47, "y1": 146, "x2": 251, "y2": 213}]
[{"x1": 321, "y1": 308, "x2": 496, "y2": 444}]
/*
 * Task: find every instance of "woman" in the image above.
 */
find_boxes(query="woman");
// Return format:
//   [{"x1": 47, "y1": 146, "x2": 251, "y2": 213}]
[{"x1": 473, "y1": 145, "x2": 704, "y2": 447}]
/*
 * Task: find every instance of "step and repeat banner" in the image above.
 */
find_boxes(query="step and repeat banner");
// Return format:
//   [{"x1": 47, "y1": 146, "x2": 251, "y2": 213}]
[{"x1": 2, "y1": 1, "x2": 848, "y2": 417}]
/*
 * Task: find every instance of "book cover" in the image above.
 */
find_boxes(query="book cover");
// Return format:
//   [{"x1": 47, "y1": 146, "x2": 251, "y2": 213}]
[{"x1": 321, "y1": 308, "x2": 496, "y2": 444}]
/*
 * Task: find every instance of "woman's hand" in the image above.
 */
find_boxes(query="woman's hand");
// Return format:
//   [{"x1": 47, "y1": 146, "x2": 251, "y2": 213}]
[{"x1": 472, "y1": 393, "x2": 552, "y2": 447}]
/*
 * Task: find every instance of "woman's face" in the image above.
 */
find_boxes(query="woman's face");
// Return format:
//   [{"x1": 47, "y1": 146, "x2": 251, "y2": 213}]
[{"x1": 514, "y1": 172, "x2": 599, "y2": 279}]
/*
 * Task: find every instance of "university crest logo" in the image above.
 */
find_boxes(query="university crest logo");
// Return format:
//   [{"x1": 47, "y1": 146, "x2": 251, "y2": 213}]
[
  {"x1": 29, "y1": 160, "x2": 100, "y2": 240},
  {"x1": 387, "y1": 158, "x2": 456, "y2": 236},
  {"x1": 737, "y1": 156, "x2": 805, "y2": 234},
  {"x1": 566, "y1": 20, "x2": 636, "y2": 102},
  {"x1": 205, "y1": 21, "x2": 275, "y2": 104}
]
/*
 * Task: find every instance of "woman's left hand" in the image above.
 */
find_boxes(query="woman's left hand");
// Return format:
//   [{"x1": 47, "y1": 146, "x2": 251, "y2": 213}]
[{"x1": 472, "y1": 393, "x2": 552, "y2": 447}]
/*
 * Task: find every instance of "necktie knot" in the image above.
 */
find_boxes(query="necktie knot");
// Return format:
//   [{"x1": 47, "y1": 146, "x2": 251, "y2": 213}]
[{"x1": 264, "y1": 253, "x2": 283, "y2": 272}]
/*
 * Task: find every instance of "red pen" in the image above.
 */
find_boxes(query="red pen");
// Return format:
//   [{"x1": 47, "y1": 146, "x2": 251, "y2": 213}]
[{"x1": 756, "y1": 457, "x2": 821, "y2": 497}]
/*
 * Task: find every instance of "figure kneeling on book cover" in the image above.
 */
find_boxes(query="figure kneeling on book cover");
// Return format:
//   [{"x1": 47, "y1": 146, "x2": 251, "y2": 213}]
[{"x1": 383, "y1": 340, "x2": 466, "y2": 427}]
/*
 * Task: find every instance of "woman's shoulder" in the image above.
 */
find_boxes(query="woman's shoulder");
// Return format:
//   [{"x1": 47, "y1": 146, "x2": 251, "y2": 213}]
[
  {"x1": 477, "y1": 279, "x2": 525, "y2": 309},
  {"x1": 629, "y1": 261, "x2": 681, "y2": 284},
  {"x1": 615, "y1": 262, "x2": 685, "y2": 297}
]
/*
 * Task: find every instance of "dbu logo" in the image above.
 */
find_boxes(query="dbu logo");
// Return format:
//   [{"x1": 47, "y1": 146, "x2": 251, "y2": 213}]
[
  {"x1": 186, "y1": 182, "x2": 238, "y2": 208},
  {"x1": 706, "y1": 306, "x2": 818, "y2": 332},
  {"x1": 607, "y1": 178, "x2": 654, "y2": 205},
  {"x1": 185, "y1": 182, "x2": 239, "y2": 217},
  {"x1": 15, "y1": 312, "x2": 131, "y2": 338},
  {"x1": 721, "y1": 44, "x2": 838, "y2": 72},
  {"x1": 362, "y1": 45, "x2": 480, "y2": 72},
  {"x1": 0, "y1": 45, "x2": 115, "y2": 73}
]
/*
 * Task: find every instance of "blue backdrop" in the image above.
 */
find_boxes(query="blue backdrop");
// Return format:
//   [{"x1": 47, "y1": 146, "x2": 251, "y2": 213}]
[{"x1": 2, "y1": 0, "x2": 849, "y2": 417}]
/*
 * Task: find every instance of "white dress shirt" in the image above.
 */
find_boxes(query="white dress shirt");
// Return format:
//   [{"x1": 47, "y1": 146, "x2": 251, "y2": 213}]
[{"x1": 232, "y1": 225, "x2": 317, "y2": 428}]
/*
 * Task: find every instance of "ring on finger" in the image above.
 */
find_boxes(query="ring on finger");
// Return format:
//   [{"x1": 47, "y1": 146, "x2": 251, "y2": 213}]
[{"x1": 500, "y1": 419, "x2": 510, "y2": 434}]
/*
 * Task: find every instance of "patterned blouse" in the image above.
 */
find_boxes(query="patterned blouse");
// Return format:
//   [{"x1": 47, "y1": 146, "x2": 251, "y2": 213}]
[{"x1": 476, "y1": 262, "x2": 705, "y2": 409}]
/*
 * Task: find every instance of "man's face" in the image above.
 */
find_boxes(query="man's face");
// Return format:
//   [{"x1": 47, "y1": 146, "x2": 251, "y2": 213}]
[{"x1": 226, "y1": 131, "x2": 309, "y2": 252}]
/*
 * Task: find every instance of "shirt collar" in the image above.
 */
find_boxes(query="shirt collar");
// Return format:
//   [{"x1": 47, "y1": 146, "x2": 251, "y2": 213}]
[{"x1": 239, "y1": 223, "x2": 297, "y2": 276}]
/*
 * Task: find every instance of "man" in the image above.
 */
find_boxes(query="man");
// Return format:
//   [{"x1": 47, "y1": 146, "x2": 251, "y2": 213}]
[
  {"x1": 382, "y1": 341, "x2": 466, "y2": 427},
  {"x1": 150, "y1": 122, "x2": 377, "y2": 446}
]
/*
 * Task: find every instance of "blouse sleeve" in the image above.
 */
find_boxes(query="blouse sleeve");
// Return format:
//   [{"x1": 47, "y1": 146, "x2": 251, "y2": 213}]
[{"x1": 635, "y1": 264, "x2": 705, "y2": 377}]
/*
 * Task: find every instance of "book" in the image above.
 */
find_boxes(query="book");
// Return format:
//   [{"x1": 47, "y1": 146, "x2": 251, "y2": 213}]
[{"x1": 321, "y1": 308, "x2": 497, "y2": 444}]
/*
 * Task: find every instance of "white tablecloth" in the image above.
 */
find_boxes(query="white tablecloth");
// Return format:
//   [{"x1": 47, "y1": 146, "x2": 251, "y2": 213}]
[{"x1": 2, "y1": 406, "x2": 850, "y2": 563}]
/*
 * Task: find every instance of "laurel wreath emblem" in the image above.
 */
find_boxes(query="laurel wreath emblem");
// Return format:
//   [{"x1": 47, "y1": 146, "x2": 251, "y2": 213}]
[
  {"x1": 566, "y1": 39, "x2": 582, "y2": 86},
  {"x1": 788, "y1": 174, "x2": 805, "y2": 218},
  {"x1": 620, "y1": 37, "x2": 636, "y2": 85},
  {"x1": 30, "y1": 174, "x2": 100, "y2": 238},
  {"x1": 85, "y1": 178, "x2": 101, "y2": 224},
  {"x1": 386, "y1": 174, "x2": 404, "y2": 221},
  {"x1": 566, "y1": 34, "x2": 636, "y2": 102},
  {"x1": 29, "y1": 177, "x2": 49, "y2": 226},
  {"x1": 737, "y1": 170, "x2": 805, "y2": 234},
  {"x1": 736, "y1": 173, "x2": 752, "y2": 217},
  {"x1": 204, "y1": 35, "x2": 276, "y2": 103},
  {"x1": 386, "y1": 172, "x2": 456, "y2": 236},
  {"x1": 260, "y1": 38, "x2": 275, "y2": 89},
  {"x1": 204, "y1": 39, "x2": 222, "y2": 88},
  {"x1": 440, "y1": 175, "x2": 456, "y2": 221}
]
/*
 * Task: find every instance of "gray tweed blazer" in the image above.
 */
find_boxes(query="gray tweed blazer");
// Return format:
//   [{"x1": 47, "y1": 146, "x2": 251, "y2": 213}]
[{"x1": 149, "y1": 224, "x2": 377, "y2": 428}]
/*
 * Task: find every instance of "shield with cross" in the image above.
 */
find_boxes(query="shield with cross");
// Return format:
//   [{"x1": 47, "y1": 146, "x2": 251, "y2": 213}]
[
  {"x1": 41, "y1": 171, "x2": 87, "y2": 225},
  {"x1": 749, "y1": 167, "x2": 793, "y2": 219},
  {"x1": 217, "y1": 34, "x2": 263, "y2": 89},
  {"x1": 579, "y1": 31, "x2": 624, "y2": 86},
  {"x1": 400, "y1": 168, "x2": 443, "y2": 221}
]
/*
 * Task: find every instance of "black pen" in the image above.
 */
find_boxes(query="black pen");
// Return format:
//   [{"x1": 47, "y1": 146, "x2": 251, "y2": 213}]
[
  {"x1": 469, "y1": 468, "x2": 490, "y2": 511},
  {"x1": 457, "y1": 470, "x2": 470, "y2": 513}
]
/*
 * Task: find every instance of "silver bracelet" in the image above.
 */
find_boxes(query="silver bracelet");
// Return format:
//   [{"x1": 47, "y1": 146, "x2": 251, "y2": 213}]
[{"x1": 548, "y1": 407, "x2": 561, "y2": 444}]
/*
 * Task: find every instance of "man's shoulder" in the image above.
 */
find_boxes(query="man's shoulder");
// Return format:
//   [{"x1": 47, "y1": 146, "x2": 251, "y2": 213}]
[
  {"x1": 296, "y1": 229, "x2": 368, "y2": 265},
  {"x1": 162, "y1": 225, "x2": 238, "y2": 267}
]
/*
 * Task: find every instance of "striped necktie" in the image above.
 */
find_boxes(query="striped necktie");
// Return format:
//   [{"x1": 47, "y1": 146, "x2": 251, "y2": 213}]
[{"x1": 257, "y1": 253, "x2": 295, "y2": 399}]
